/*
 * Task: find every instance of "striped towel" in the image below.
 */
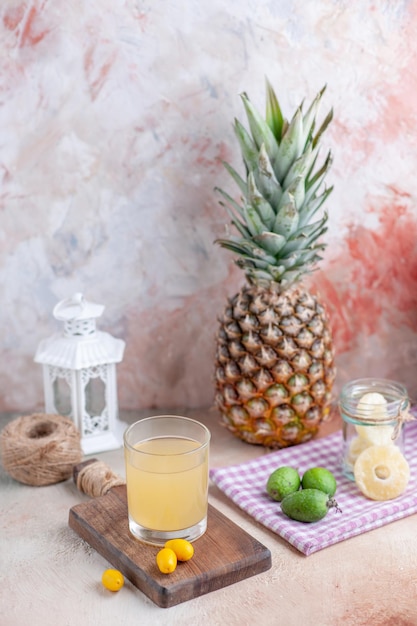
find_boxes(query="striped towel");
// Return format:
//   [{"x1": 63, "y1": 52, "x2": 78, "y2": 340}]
[{"x1": 210, "y1": 421, "x2": 417, "y2": 555}]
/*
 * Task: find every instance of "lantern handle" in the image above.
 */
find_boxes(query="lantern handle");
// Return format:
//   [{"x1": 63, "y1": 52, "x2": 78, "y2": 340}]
[
  {"x1": 73, "y1": 292, "x2": 85, "y2": 305},
  {"x1": 53, "y1": 293, "x2": 104, "y2": 322}
]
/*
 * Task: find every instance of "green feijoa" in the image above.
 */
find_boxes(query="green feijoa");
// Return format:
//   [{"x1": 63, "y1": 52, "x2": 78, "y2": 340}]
[
  {"x1": 301, "y1": 467, "x2": 337, "y2": 496},
  {"x1": 281, "y1": 488, "x2": 340, "y2": 523},
  {"x1": 266, "y1": 466, "x2": 300, "y2": 502}
]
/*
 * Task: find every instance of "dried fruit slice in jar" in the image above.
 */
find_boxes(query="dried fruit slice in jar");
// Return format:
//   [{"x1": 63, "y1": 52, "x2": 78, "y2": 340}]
[
  {"x1": 355, "y1": 392, "x2": 395, "y2": 446},
  {"x1": 353, "y1": 444, "x2": 410, "y2": 501},
  {"x1": 347, "y1": 436, "x2": 370, "y2": 466}
]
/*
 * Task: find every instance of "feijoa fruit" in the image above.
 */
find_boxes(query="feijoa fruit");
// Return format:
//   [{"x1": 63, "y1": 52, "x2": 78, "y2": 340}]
[
  {"x1": 281, "y1": 488, "x2": 341, "y2": 523},
  {"x1": 301, "y1": 467, "x2": 337, "y2": 496},
  {"x1": 266, "y1": 466, "x2": 300, "y2": 502}
]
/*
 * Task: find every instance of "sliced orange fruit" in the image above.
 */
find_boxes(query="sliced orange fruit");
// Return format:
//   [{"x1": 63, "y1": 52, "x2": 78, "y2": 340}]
[{"x1": 353, "y1": 444, "x2": 410, "y2": 501}]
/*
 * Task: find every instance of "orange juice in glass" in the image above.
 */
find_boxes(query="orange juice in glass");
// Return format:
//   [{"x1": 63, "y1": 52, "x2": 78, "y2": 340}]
[{"x1": 124, "y1": 415, "x2": 210, "y2": 545}]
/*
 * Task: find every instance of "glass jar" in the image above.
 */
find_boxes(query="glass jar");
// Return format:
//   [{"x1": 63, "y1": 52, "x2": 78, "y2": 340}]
[{"x1": 339, "y1": 378, "x2": 410, "y2": 481}]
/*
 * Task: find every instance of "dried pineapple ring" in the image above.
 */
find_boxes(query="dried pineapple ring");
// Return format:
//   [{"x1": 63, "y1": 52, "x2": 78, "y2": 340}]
[
  {"x1": 353, "y1": 445, "x2": 410, "y2": 501},
  {"x1": 347, "y1": 436, "x2": 370, "y2": 466},
  {"x1": 355, "y1": 392, "x2": 395, "y2": 446},
  {"x1": 355, "y1": 423, "x2": 395, "y2": 446}
]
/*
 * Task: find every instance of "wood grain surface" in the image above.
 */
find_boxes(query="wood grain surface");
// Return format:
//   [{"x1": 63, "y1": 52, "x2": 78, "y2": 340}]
[{"x1": 68, "y1": 484, "x2": 272, "y2": 608}]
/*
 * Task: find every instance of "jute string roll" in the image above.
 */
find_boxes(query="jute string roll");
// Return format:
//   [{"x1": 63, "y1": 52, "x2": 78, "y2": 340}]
[
  {"x1": 0, "y1": 413, "x2": 83, "y2": 486},
  {"x1": 75, "y1": 459, "x2": 125, "y2": 497}
]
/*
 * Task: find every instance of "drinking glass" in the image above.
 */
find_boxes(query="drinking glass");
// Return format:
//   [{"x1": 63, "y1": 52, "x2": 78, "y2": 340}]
[{"x1": 124, "y1": 415, "x2": 210, "y2": 545}]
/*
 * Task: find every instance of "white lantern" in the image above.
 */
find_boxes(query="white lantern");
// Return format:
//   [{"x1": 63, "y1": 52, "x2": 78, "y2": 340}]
[{"x1": 34, "y1": 293, "x2": 127, "y2": 454}]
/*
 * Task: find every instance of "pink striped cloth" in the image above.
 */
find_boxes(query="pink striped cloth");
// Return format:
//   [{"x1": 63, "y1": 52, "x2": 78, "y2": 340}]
[{"x1": 209, "y1": 421, "x2": 417, "y2": 555}]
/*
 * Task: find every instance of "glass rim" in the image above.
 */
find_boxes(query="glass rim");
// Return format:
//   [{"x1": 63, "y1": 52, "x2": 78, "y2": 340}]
[
  {"x1": 123, "y1": 414, "x2": 211, "y2": 456},
  {"x1": 339, "y1": 377, "x2": 408, "y2": 401},
  {"x1": 339, "y1": 377, "x2": 409, "y2": 424}
]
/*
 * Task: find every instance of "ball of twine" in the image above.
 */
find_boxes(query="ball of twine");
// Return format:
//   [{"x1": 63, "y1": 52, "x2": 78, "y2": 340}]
[{"x1": 0, "y1": 413, "x2": 83, "y2": 486}]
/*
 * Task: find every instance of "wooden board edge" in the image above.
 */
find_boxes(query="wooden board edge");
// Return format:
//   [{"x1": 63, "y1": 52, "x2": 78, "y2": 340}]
[
  {"x1": 161, "y1": 551, "x2": 272, "y2": 609},
  {"x1": 68, "y1": 503, "x2": 272, "y2": 608},
  {"x1": 69, "y1": 506, "x2": 162, "y2": 603}
]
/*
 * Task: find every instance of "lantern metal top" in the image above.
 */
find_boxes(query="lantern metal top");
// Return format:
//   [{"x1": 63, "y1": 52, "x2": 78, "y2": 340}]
[
  {"x1": 34, "y1": 293, "x2": 125, "y2": 370},
  {"x1": 53, "y1": 292, "x2": 104, "y2": 322}
]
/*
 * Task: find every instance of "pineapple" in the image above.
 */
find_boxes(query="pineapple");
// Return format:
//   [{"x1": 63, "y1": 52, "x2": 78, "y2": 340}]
[{"x1": 214, "y1": 80, "x2": 336, "y2": 448}]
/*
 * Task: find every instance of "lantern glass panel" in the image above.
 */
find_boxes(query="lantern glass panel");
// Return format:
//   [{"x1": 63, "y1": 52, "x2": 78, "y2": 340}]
[
  {"x1": 85, "y1": 376, "x2": 106, "y2": 417},
  {"x1": 53, "y1": 375, "x2": 72, "y2": 416}
]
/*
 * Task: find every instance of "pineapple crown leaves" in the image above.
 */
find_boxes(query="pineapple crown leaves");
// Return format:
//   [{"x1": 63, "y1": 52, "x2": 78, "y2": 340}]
[{"x1": 215, "y1": 78, "x2": 333, "y2": 289}]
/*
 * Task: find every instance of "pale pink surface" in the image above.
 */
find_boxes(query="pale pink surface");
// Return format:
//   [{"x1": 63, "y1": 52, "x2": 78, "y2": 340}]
[
  {"x1": 1, "y1": 2, "x2": 417, "y2": 413},
  {"x1": 2, "y1": 409, "x2": 417, "y2": 626}
]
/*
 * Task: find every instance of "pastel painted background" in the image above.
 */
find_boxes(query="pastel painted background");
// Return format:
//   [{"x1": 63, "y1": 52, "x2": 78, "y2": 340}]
[{"x1": 1, "y1": 0, "x2": 417, "y2": 413}]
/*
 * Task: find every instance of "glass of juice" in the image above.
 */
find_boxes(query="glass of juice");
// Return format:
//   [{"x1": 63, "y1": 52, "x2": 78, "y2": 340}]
[{"x1": 124, "y1": 415, "x2": 211, "y2": 545}]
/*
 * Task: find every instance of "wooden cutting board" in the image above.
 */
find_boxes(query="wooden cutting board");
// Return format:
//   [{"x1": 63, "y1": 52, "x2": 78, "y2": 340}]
[{"x1": 69, "y1": 484, "x2": 271, "y2": 608}]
